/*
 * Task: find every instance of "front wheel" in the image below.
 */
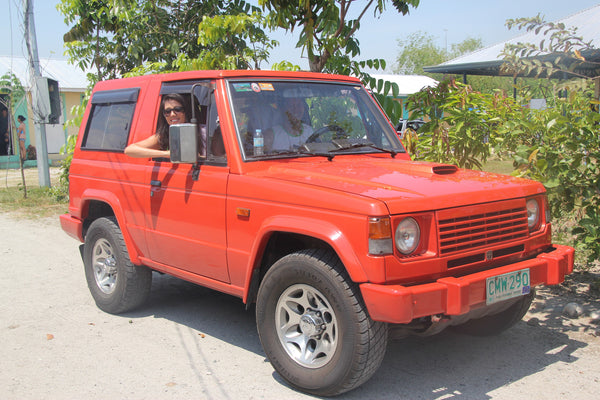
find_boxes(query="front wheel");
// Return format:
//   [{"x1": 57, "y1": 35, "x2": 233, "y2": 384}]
[
  {"x1": 256, "y1": 249, "x2": 388, "y2": 396},
  {"x1": 83, "y1": 217, "x2": 152, "y2": 314}
]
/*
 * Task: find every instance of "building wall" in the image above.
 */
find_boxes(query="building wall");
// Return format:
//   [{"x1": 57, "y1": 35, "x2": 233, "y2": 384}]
[
  {"x1": 62, "y1": 91, "x2": 84, "y2": 137},
  {"x1": 1, "y1": 89, "x2": 84, "y2": 168},
  {"x1": 21, "y1": 91, "x2": 84, "y2": 151}
]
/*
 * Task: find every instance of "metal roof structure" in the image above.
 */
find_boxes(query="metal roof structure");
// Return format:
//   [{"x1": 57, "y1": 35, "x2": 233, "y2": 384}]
[
  {"x1": 423, "y1": 4, "x2": 600, "y2": 79},
  {"x1": 0, "y1": 56, "x2": 90, "y2": 92}
]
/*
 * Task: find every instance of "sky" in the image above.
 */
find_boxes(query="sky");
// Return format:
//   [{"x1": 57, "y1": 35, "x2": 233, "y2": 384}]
[{"x1": 2, "y1": 0, "x2": 599, "y2": 72}]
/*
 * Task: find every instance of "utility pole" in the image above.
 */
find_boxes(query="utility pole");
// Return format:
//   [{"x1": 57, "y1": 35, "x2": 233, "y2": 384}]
[
  {"x1": 444, "y1": 29, "x2": 448, "y2": 58},
  {"x1": 23, "y1": 0, "x2": 51, "y2": 187}
]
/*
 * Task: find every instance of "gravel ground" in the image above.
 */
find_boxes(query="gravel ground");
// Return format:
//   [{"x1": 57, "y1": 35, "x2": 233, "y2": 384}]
[{"x1": 0, "y1": 210, "x2": 599, "y2": 400}]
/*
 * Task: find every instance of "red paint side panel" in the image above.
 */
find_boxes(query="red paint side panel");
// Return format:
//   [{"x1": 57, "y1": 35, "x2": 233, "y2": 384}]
[
  {"x1": 225, "y1": 173, "x2": 387, "y2": 288},
  {"x1": 145, "y1": 163, "x2": 229, "y2": 282}
]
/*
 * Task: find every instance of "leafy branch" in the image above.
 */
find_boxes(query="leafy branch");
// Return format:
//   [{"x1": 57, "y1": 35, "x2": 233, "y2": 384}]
[{"x1": 500, "y1": 15, "x2": 598, "y2": 79}]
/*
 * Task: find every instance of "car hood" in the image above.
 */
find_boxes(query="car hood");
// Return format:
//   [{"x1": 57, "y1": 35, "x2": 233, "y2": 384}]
[{"x1": 256, "y1": 157, "x2": 544, "y2": 214}]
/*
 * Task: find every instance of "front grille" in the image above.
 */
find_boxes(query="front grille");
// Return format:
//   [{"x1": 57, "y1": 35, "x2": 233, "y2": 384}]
[
  {"x1": 438, "y1": 202, "x2": 529, "y2": 256},
  {"x1": 447, "y1": 244, "x2": 525, "y2": 268}
]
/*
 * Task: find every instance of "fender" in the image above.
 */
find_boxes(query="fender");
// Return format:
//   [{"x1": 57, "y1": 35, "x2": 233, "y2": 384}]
[
  {"x1": 242, "y1": 214, "x2": 378, "y2": 303},
  {"x1": 79, "y1": 188, "x2": 144, "y2": 265}
]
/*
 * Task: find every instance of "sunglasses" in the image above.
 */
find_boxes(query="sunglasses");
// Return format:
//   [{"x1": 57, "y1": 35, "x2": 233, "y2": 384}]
[{"x1": 163, "y1": 106, "x2": 185, "y2": 116}]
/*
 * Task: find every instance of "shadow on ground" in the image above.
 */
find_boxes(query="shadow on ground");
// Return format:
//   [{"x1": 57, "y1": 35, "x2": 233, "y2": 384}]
[{"x1": 123, "y1": 272, "x2": 588, "y2": 399}]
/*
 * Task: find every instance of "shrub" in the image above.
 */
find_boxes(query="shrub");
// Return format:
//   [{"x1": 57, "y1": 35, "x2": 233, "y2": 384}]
[
  {"x1": 506, "y1": 84, "x2": 600, "y2": 264},
  {"x1": 406, "y1": 79, "x2": 521, "y2": 169},
  {"x1": 406, "y1": 78, "x2": 600, "y2": 265}
]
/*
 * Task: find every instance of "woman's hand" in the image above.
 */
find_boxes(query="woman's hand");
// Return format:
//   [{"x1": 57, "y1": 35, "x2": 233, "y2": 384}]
[{"x1": 124, "y1": 135, "x2": 170, "y2": 158}]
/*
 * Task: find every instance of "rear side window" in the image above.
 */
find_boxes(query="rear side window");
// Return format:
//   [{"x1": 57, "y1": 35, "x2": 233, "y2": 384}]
[{"x1": 82, "y1": 88, "x2": 139, "y2": 151}]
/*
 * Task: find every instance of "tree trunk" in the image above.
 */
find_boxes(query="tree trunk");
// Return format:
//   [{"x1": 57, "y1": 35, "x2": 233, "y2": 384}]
[{"x1": 308, "y1": 49, "x2": 330, "y2": 73}]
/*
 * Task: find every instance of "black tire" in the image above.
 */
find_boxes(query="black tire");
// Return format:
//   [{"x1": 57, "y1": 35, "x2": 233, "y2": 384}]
[
  {"x1": 256, "y1": 249, "x2": 388, "y2": 396},
  {"x1": 451, "y1": 290, "x2": 536, "y2": 336},
  {"x1": 83, "y1": 217, "x2": 152, "y2": 314}
]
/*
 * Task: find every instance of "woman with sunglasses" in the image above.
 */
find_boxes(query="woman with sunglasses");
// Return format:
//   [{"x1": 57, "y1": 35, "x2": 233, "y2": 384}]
[{"x1": 124, "y1": 93, "x2": 190, "y2": 158}]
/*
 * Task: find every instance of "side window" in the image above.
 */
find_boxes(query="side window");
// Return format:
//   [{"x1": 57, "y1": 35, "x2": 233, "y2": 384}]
[
  {"x1": 82, "y1": 88, "x2": 139, "y2": 151},
  {"x1": 159, "y1": 80, "x2": 225, "y2": 165}
]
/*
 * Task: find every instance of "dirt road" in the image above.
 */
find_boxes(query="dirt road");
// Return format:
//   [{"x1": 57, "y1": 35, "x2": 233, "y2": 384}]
[{"x1": 1, "y1": 212, "x2": 598, "y2": 399}]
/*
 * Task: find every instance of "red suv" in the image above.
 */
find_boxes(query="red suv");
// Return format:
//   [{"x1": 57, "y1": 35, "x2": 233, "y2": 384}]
[{"x1": 61, "y1": 70, "x2": 574, "y2": 396}]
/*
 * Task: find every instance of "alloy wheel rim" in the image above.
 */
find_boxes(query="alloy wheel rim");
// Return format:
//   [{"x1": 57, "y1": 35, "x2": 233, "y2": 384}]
[
  {"x1": 275, "y1": 284, "x2": 338, "y2": 368},
  {"x1": 92, "y1": 238, "x2": 118, "y2": 294}
]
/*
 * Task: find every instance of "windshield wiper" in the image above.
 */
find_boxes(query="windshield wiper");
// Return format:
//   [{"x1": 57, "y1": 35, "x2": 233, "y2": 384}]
[
  {"x1": 298, "y1": 146, "x2": 335, "y2": 161},
  {"x1": 264, "y1": 149, "x2": 300, "y2": 157},
  {"x1": 331, "y1": 139, "x2": 399, "y2": 158},
  {"x1": 255, "y1": 148, "x2": 334, "y2": 161},
  {"x1": 257, "y1": 141, "x2": 397, "y2": 162}
]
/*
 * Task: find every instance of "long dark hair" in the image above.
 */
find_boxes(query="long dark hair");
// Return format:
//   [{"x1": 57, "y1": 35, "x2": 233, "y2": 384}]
[{"x1": 156, "y1": 93, "x2": 191, "y2": 150}]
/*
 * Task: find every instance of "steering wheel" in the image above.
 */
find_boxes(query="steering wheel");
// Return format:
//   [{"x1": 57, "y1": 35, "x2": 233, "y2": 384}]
[{"x1": 307, "y1": 124, "x2": 348, "y2": 143}]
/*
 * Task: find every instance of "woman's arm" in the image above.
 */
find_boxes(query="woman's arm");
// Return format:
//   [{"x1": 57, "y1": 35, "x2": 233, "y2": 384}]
[{"x1": 124, "y1": 134, "x2": 170, "y2": 158}]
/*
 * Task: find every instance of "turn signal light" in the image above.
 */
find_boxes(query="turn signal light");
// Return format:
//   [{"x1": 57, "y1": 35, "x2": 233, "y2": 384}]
[{"x1": 368, "y1": 217, "x2": 393, "y2": 255}]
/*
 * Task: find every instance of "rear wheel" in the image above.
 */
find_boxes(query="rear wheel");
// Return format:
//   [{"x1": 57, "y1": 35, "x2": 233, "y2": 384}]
[
  {"x1": 452, "y1": 290, "x2": 535, "y2": 336},
  {"x1": 83, "y1": 217, "x2": 152, "y2": 314},
  {"x1": 256, "y1": 249, "x2": 388, "y2": 396}
]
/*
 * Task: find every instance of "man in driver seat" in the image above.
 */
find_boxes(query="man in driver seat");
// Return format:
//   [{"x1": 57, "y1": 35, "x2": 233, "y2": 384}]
[{"x1": 271, "y1": 97, "x2": 314, "y2": 151}]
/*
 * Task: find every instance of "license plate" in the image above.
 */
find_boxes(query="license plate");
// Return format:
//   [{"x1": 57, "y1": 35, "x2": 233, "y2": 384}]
[{"x1": 486, "y1": 268, "x2": 530, "y2": 305}]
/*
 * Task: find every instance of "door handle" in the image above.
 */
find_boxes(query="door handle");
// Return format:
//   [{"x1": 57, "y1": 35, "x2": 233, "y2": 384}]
[{"x1": 150, "y1": 180, "x2": 161, "y2": 197}]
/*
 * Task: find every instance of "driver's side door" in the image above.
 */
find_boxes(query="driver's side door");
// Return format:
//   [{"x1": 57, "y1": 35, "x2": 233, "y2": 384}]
[{"x1": 144, "y1": 81, "x2": 230, "y2": 283}]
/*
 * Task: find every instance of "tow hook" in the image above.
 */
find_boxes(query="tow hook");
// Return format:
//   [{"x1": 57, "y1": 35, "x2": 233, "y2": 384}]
[{"x1": 431, "y1": 314, "x2": 450, "y2": 323}]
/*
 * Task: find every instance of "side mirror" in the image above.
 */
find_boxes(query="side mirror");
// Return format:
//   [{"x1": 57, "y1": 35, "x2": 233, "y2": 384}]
[{"x1": 169, "y1": 123, "x2": 206, "y2": 163}]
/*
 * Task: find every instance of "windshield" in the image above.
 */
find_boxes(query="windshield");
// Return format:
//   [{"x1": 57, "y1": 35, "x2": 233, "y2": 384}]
[{"x1": 227, "y1": 80, "x2": 405, "y2": 160}]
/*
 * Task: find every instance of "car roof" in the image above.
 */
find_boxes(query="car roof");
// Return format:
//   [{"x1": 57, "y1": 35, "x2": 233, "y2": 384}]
[{"x1": 93, "y1": 70, "x2": 362, "y2": 91}]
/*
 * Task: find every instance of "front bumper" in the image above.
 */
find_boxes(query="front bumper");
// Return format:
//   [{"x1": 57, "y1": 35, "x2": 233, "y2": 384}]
[{"x1": 360, "y1": 244, "x2": 574, "y2": 324}]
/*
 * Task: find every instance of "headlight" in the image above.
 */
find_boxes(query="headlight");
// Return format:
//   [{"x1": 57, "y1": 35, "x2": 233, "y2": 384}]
[
  {"x1": 526, "y1": 198, "x2": 540, "y2": 230},
  {"x1": 395, "y1": 217, "x2": 420, "y2": 254}
]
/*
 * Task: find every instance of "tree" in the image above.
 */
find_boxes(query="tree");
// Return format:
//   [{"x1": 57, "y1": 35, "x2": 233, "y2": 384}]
[
  {"x1": 393, "y1": 31, "x2": 523, "y2": 95},
  {"x1": 259, "y1": 1, "x2": 421, "y2": 126},
  {"x1": 175, "y1": 11, "x2": 277, "y2": 71},
  {"x1": 58, "y1": 0, "x2": 133, "y2": 81},
  {"x1": 394, "y1": 31, "x2": 482, "y2": 75},
  {"x1": 406, "y1": 75, "x2": 600, "y2": 265},
  {"x1": 394, "y1": 31, "x2": 447, "y2": 75},
  {"x1": 450, "y1": 37, "x2": 483, "y2": 58},
  {"x1": 406, "y1": 79, "x2": 512, "y2": 169},
  {"x1": 500, "y1": 14, "x2": 598, "y2": 80},
  {"x1": 260, "y1": 0, "x2": 420, "y2": 73},
  {"x1": 58, "y1": 0, "x2": 271, "y2": 80},
  {"x1": 0, "y1": 73, "x2": 25, "y2": 108},
  {"x1": 498, "y1": 16, "x2": 600, "y2": 265}
]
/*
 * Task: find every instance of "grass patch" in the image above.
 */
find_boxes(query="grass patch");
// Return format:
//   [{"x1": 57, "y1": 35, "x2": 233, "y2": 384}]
[
  {"x1": 481, "y1": 158, "x2": 515, "y2": 175},
  {"x1": 0, "y1": 186, "x2": 68, "y2": 218}
]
